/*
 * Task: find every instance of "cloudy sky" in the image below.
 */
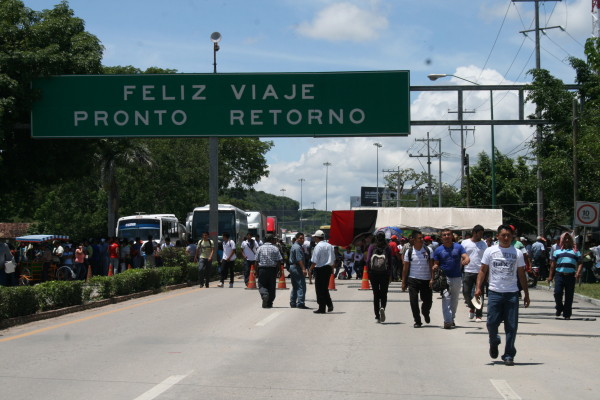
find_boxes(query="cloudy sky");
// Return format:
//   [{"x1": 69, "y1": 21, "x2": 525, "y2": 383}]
[{"x1": 28, "y1": 0, "x2": 592, "y2": 211}]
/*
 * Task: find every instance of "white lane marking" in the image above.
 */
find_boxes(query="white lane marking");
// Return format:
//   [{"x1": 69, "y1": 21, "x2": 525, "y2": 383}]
[
  {"x1": 490, "y1": 379, "x2": 522, "y2": 400},
  {"x1": 256, "y1": 311, "x2": 282, "y2": 326},
  {"x1": 134, "y1": 372, "x2": 191, "y2": 400}
]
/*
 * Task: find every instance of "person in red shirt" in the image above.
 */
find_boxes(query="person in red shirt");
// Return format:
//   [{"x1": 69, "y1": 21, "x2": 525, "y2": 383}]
[
  {"x1": 388, "y1": 235, "x2": 401, "y2": 281},
  {"x1": 109, "y1": 237, "x2": 120, "y2": 274}
]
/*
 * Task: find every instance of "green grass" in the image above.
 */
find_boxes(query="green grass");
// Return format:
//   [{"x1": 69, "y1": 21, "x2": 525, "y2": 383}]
[{"x1": 538, "y1": 281, "x2": 600, "y2": 300}]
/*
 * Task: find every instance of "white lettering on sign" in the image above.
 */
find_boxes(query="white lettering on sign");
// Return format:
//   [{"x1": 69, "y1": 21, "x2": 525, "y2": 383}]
[
  {"x1": 230, "y1": 84, "x2": 315, "y2": 101},
  {"x1": 229, "y1": 108, "x2": 365, "y2": 126},
  {"x1": 73, "y1": 110, "x2": 189, "y2": 127},
  {"x1": 122, "y1": 85, "x2": 207, "y2": 101}
]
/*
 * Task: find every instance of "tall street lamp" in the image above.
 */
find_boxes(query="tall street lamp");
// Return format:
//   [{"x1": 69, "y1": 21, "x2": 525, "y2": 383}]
[
  {"x1": 299, "y1": 178, "x2": 305, "y2": 232},
  {"x1": 427, "y1": 73, "x2": 496, "y2": 209},
  {"x1": 208, "y1": 32, "x2": 222, "y2": 253},
  {"x1": 280, "y1": 188, "x2": 286, "y2": 228},
  {"x1": 323, "y1": 162, "x2": 332, "y2": 211},
  {"x1": 373, "y1": 143, "x2": 382, "y2": 206}
]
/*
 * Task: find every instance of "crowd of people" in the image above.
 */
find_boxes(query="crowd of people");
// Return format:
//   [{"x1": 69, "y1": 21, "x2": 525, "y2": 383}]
[{"x1": 0, "y1": 223, "x2": 594, "y2": 366}]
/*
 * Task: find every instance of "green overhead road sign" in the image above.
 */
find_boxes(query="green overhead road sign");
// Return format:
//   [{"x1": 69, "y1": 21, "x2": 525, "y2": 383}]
[{"x1": 31, "y1": 71, "x2": 410, "y2": 138}]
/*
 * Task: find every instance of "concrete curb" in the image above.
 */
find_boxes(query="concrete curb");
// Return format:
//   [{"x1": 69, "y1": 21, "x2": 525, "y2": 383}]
[
  {"x1": 534, "y1": 284, "x2": 600, "y2": 307},
  {"x1": 0, "y1": 282, "x2": 195, "y2": 330}
]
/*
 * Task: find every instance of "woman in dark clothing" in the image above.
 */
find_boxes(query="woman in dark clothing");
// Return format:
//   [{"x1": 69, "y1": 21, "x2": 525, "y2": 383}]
[{"x1": 367, "y1": 232, "x2": 393, "y2": 323}]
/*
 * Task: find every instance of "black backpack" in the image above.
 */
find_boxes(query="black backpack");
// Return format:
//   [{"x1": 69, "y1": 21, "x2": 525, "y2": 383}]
[{"x1": 370, "y1": 246, "x2": 387, "y2": 273}]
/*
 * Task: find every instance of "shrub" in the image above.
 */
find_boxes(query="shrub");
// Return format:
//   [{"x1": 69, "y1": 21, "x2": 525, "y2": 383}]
[
  {"x1": 35, "y1": 281, "x2": 83, "y2": 311},
  {"x1": 112, "y1": 269, "x2": 161, "y2": 296},
  {"x1": 84, "y1": 276, "x2": 113, "y2": 301},
  {"x1": 0, "y1": 286, "x2": 38, "y2": 320},
  {"x1": 157, "y1": 266, "x2": 185, "y2": 287}
]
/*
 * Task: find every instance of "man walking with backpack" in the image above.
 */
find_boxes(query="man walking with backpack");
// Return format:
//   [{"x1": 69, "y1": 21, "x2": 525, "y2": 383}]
[
  {"x1": 402, "y1": 230, "x2": 433, "y2": 328},
  {"x1": 367, "y1": 232, "x2": 393, "y2": 323},
  {"x1": 195, "y1": 231, "x2": 214, "y2": 288}
]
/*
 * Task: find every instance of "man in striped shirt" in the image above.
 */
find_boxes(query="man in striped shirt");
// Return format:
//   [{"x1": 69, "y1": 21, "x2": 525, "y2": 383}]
[{"x1": 255, "y1": 234, "x2": 283, "y2": 308}]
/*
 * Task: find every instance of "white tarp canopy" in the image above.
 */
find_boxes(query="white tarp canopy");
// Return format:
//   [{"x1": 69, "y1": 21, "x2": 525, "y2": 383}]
[{"x1": 353, "y1": 207, "x2": 503, "y2": 231}]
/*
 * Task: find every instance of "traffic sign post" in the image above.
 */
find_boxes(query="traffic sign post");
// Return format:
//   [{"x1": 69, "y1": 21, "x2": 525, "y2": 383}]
[{"x1": 574, "y1": 201, "x2": 600, "y2": 227}]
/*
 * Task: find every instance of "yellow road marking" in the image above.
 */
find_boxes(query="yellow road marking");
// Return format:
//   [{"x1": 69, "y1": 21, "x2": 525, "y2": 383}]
[{"x1": 0, "y1": 287, "x2": 201, "y2": 343}]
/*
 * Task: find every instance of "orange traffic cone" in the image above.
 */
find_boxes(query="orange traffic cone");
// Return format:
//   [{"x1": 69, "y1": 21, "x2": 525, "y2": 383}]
[
  {"x1": 328, "y1": 272, "x2": 337, "y2": 291},
  {"x1": 86, "y1": 265, "x2": 93, "y2": 282},
  {"x1": 277, "y1": 265, "x2": 289, "y2": 289},
  {"x1": 108, "y1": 264, "x2": 114, "y2": 277},
  {"x1": 358, "y1": 265, "x2": 371, "y2": 290},
  {"x1": 245, "y1": 264, "x2": 257, "y2": 290}
]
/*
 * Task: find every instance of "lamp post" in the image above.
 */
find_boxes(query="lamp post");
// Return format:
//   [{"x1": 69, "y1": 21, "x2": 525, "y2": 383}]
[
  {"x1": 208, "y1": 32, "x2": 222, "y2": 254},
  {"x1": 373, "y1": 143, "x2": 382, "y2": 206},
  {"x1": 427, "y1": 73, "x2": 496, "y2": 208},
  {"x1": 323, "y1": 162, "x2": 331, "y2": 211},
  {"x1": 280, "y1": 188, "x2": 286, "y2": 228},
  {"x1": 299, "y1": 178, "x2": 305, "y2": 232}
]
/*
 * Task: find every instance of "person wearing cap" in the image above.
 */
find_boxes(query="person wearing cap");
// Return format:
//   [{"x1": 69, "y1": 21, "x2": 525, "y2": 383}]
[
  {"x1": 219, "y1": 232, "x2": 237, "y2": 288},
  {"x1": 388, "y1": 235, "x2": 401, "y2": 281},
  {"x1": 433, "y1": 229, "x2": 470, "y2": 329},
  {"x1": 461, "y1": 225, "x2": 488, "y2": 322},
  {"x1": 255, "y1": 233, "x2": 283, "y2": 308},
  {"x1": 309, "y1": 230, "x2": 335, "y2": 314},
  {"x1": 475, "y1": 224, "x2": 529, "y2": 366}
]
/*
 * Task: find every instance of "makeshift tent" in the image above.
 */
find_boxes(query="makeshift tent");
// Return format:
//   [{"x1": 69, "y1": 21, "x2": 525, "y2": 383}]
[
  {"x1": 353, "y1": 207, "x2": 502, "y2": 231},
  {"x1": 15, "y1": 234, "x2": 70, "y2": 243},
  {"x1": 328, "y1": 210, "x2": 378, "y2": 247}
]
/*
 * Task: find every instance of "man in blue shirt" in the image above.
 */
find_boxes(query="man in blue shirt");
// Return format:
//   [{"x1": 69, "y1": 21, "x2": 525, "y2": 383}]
[
  {"x1": 433, "y1": 229, "x2": 470, "y2": 329},
  {"x1": 548, "y1": 232, "x2": 583, "y2": 319},
  {"x1": 289, "y1": 232, "x2": 309, "y2": 309}
]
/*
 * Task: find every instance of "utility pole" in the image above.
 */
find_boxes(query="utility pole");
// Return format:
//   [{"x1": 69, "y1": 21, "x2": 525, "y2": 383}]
[
  {"x1": 513, "y1": 0, "x2": 562, "y2": 236},
  {"x1": 573, "y1": 98, "x2": 579, "y2": 229},
  {"x1": 436, "y1": 139, "x2": 442, "y2": 207},
  {"x1": 448, "y1": 127, "x2": 475, "y2": 206},
  {"x1": 448, "y1": 110, "x2": 475, "y2": 193},
  {"x1": 409, "y1": 132, "x2": 442, "y2": 207}
]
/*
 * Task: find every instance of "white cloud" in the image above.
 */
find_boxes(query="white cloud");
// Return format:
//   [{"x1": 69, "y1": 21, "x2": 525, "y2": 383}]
[
  {"x1": 254, "y1": 65, "x2": 537, "y2": 211},
  {"x1": 295, "y1": 2, "x2": 389, "y2": 42}
]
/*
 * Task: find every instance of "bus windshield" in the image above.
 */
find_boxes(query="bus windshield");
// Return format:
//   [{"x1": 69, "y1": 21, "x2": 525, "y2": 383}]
[
  {"x1": 117, "y1": 219, "x2": 161, "y2": 241},
  {"x1": 192, "y1": 211, "x2": 236, "y2": 241}
]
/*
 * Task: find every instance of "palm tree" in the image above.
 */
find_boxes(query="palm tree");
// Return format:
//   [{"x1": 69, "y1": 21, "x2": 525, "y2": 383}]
[{"x1": 95, "y1": 139, "x2": 154, "y2": 237}]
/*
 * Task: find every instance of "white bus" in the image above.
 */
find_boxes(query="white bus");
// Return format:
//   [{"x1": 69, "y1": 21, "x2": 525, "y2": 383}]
[
  {"x1": 190, "y1": 204, "x2": 248, "y2": 243},
  {"x1": 246, "y1": 211, "x2": 267, "y2": 241},
  {"x1": 116, "y1": 214, "x2": 187, "y2": 243}
]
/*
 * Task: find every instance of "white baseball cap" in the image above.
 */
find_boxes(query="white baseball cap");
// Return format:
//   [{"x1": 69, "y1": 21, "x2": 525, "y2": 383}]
[{"x1": 313, "y1": 230, "x2": 325, "y2": 238}]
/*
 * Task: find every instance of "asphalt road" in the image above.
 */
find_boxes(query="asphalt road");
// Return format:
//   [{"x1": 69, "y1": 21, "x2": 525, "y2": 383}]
[{"x1": 1, "y1": 277, "x2": 599, "y2": 400}]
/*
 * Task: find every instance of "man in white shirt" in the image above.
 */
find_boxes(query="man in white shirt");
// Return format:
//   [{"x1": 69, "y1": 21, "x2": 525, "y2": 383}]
[
  {"x1": 241, "y1": 233, "x2": 258, "y2": 287},
  {"x1": 475, "y1": 224, "x2": 530, "y2": 366},
  {"x1": 309, "y1": 230, "x2": 335, "y2": 314},
  {"x1": 402, "y1": 230, "x2": 433, "y2": 328},
  {"x1": 461, "y1": 225, "x2": 488, "y2": 322},
  {"x1": 219, "y1": 232, "x2": 237, "y2": 288}
]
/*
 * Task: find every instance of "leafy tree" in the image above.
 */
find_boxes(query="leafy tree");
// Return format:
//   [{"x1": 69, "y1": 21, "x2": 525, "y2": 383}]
[
  {"x1": 0, "y1": 0, "x2": 103, "y2": 219},
  {"x1": 382, "y1": 168, "x2": 429, "y2": 206},
  {"x1": 468, "y1": 151, "x2": 536, "y2": 231},
  {"x1": 95, "y1": 139, "x2": 154, "y2": 237},
  {"x1": 526, "y1": 37, "x2": 600, "y2": 231}
]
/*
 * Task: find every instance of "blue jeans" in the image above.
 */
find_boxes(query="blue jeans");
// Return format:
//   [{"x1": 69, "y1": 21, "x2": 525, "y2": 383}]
[
  {"x1": 487, "y1": 290, "x2": 519, "y2": 359},
  {"x1": 289, "y1": 264, "x2": 306, "y2": 306},
  {"x1": 198, "y1": 258, "x2": 211, "y2": 287},
  {"x1": 554, "y1": 273, "x2": 576, "y2": 318},
  {"x1": 441, "y1": 276, "x2": 462, "y2": 323}
]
